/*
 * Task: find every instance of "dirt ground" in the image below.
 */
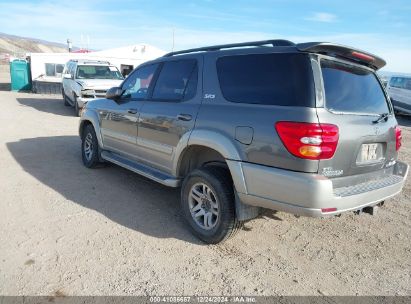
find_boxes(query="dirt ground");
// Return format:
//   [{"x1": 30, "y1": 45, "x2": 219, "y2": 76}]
[{"x1": 0, "y1": 68, "x2": 410, "y2": 296}]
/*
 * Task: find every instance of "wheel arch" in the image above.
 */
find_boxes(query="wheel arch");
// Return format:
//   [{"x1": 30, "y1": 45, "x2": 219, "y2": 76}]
[
  {"x1": 175, "y1": 135, "x2": 259, "y2": 222},
  {"x1": 176, "y1": 145, "x2": 227, "y2": 177},
  {"x1": 79, "y1": 110, "x2": 103, "y2": 149},
  {"x1": 173, "y1": 129, "x2": 247, "y2": 195}
]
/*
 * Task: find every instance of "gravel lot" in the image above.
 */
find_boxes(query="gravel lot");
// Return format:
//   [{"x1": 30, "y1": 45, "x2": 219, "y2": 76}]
[{"x1": 0, "y1": 68, "x2": 410, "y2": 296}]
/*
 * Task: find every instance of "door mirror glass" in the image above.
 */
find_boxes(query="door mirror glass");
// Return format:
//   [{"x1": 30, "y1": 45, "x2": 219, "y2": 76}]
[{"x1": 106, "y1": 87, "x2": 123, "y2": 100}]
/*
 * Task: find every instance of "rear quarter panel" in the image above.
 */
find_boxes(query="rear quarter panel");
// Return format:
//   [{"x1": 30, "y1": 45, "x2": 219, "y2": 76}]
[{"x1": 198, "y1": 50, "x2": 320, "y2": 173}]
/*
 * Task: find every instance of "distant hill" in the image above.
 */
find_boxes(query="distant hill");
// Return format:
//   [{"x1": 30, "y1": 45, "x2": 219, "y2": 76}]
[{"x1": 0, "y1": 32, "x2": 72, "y2": 56}]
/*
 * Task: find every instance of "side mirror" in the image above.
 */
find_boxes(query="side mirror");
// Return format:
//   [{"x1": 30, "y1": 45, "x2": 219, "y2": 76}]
[
  {"x1": 106, "y1": 87, "x2": 123, "y2": 100},
  {"x1": 63, "y1": 73, "x2": 72, "y2": 79}
]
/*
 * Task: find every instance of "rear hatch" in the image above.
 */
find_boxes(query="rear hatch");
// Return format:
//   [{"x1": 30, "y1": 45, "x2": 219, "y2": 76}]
[{"x1": 314, "y1": 56, "x2": 398, "y2": 180}]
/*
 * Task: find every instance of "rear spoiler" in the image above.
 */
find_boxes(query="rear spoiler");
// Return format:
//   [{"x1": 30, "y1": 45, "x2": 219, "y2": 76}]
[{"x1": 296, "y1": 42, "x2": 386, "y2": 70}]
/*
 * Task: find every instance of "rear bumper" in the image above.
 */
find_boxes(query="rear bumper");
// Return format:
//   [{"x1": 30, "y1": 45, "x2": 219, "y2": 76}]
[{"x1": 227, "y1": 160, "x2": 408, "y2": 217}]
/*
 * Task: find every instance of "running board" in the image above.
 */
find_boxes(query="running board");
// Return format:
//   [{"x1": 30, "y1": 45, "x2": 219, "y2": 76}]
[{"x1": 101, "y1": 151, "x2": 181, "y2": 187}]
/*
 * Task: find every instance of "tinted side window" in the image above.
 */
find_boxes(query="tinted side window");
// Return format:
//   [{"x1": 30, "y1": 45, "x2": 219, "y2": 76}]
[
  {"x1": 389, "y1": 77, "x2": 397, "y2": 87},
  {"x1": 393, "y1": 77, "x2": 409, "y2": 89},
  {"x1": 183, "y1": 64, "x2": 198, "y2": 101},
  {"x1": 216, "y1": 53, "x2": 315, "y2": 106},
  {"x1": 395, "y1": 77, "x2": 404, "y2": 88},
  {"x1": 152, "y1": 60, "x2": 197, "y2": 101},
  {"x1": 121, "y1": 64, "x2": 158, "y2": 99},
  {"x1": 321, "y1": 60, "x2": 389, "y2": 114}
]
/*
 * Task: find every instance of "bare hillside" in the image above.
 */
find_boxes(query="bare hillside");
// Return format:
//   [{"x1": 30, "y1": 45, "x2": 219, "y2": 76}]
[{"x1": 0, "y1": 33, "x2": 67, "y2": 56}]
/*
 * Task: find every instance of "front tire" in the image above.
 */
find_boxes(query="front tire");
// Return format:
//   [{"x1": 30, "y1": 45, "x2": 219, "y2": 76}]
[
  {"x1": 81, "y1": 124, "x2": 100, "y2": 168},
  {"x1": 181, "y1": 166, "x2": 242, "y2": 244},
  {"x1": 62, "y1": 90, "x2": 70, "y2": 106},
  {"x1": 74, "y1": 95, "x2": 81, "y2": 117}
]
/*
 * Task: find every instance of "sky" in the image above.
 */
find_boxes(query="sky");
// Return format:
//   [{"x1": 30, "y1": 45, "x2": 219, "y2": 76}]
[{"x1": 0, "y1": 0, "x2": 410, "y2": 72}]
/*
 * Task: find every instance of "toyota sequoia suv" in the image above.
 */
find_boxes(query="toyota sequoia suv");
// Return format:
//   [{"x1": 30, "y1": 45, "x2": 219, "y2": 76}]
[
  {"x1": 79, "y1": 40, "x2": 408, "y2": 244},
  {"x1": 62, "y1": 60, "x2": 124, "y2": 116}
]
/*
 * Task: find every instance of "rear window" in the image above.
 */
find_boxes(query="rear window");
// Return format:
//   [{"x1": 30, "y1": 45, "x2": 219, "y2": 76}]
[
  {"x1": 216, "y1": 53, "x2": 315, "y2": 107},
  {"x1": 321, "y1": 60, "x2": 389, "y2": 114}
]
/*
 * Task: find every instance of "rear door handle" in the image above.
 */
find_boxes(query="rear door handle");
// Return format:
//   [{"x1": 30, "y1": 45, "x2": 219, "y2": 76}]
[
  {"x1": 177, "y1": 114, "x2": 192, "y2": 121},
  {"x1": 127, "y1": 109, "x2": 138, "y2": 114}
]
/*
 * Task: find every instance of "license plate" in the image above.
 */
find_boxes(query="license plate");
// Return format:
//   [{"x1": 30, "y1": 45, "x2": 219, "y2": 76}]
[{"x1": 360, "y1": 143, "x2": 379, "y2": 162}]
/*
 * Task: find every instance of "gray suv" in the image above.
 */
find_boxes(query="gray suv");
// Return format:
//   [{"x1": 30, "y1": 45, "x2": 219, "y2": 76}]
[{"x1": 79, "y1": 40, "x2": 409, "y2": 244}]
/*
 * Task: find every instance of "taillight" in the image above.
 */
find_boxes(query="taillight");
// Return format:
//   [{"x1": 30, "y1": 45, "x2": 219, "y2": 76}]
[
  {"x1": 275, "y1": 122, "x2": 339, "y2": 160},
  {"x1": 351, "y1": 51, "x2": 374, "y2": 62},
  {"x1": 395, "y1": 126, "x2": 402, "y2": 151}
]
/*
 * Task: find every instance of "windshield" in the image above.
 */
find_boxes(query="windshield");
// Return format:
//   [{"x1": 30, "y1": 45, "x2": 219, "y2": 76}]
[
  {"x1": 76, "y1": 65, "x2": 124, "y2": 80},
  {"x1": 321, "y1": 60, "x2": 390, "y2": 114}
]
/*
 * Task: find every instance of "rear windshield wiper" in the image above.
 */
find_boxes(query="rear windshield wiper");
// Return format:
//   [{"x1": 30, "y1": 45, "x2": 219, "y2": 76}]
[{"x1": 372, "y1": 112, "x2": 389, "y2": 124}]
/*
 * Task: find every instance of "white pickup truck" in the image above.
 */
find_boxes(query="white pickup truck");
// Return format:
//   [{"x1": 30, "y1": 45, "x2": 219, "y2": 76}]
[{"x1": 62, "y1": 60, "x2": 124, "y2": 116}]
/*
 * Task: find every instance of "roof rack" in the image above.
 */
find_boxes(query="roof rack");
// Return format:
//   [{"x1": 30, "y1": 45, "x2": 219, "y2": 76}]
[
  {"x1": 163, "y1": 39, "x2": 295, "y2": 57},
  {"x1": 68, "y1": 59, "x2": 111, "y2": 65}
]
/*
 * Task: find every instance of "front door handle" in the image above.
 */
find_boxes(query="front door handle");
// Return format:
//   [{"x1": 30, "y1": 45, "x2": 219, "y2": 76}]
[
  {"x1": 127, "y1": 109, "x2": 138, "y2": 114},
  {"x1": 177, "y1": 114, "x2": 192, "y2": 121}
]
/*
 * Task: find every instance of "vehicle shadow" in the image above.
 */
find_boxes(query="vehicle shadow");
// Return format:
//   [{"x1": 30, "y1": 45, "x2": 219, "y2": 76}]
[
  {"x1": 397, "y1": 115, "x2": 411, "y2": 127},
  {"x1": 16, "y1": 97, "x2": 75, "y2": 117},
  {"x1": 6, "y1": 136, "x2": 203, "y2": 244}
]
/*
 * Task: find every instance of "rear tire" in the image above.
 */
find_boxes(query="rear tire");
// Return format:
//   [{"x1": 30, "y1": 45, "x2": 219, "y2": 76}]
[
  {"x1": 81, "y1": 124, "x2": 100, "y2": 168},
  {"x1": 181, "y1": 166, "x2": 242, "y2": 244}
]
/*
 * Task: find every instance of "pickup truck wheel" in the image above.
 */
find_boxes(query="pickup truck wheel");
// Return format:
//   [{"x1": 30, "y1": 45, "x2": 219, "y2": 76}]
[
  {"x1": 62, "y1": 90, "x2": 70, "y2": 106},
  {"x1": 81, "y1": 124, "x2": 100, "y2": 168},
  {"x1": 181, "y1": 166, "x2": 242, "y2": 244},
  {"x1": 74, "y1": 95, "x2": 80, "y2": 117}
]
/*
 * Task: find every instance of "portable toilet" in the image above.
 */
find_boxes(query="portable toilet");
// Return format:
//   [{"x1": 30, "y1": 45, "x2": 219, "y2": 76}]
[{"x1": 10, "y1": 59, "x2": 32, "y2": 91}]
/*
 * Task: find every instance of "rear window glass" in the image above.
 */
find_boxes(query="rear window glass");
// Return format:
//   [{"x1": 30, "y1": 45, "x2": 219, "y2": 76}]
[
  {"x1": 216, "y1": 53, "x2": 315, "y2": 107},
  {"x1": 321, "y1": 60, "x2": 389, "y2": 114}
]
